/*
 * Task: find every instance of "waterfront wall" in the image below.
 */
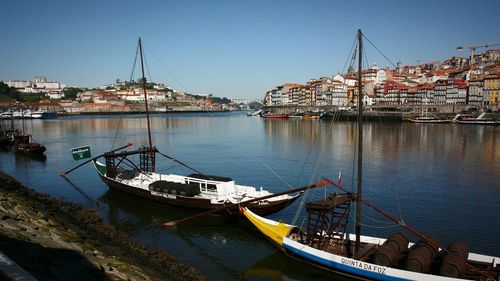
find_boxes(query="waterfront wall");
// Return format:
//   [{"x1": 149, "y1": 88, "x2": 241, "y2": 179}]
[{"x1": 263, "y1": 104, "x2": 475, "y2": 114}]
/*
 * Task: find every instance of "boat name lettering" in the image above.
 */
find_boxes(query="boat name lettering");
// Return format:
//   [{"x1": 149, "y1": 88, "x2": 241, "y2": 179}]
[
  {"x1": 151, "y1": 191, "x2": 176, "y2": 199},
  {"x1": 340, "y1": 258, "x2": 386, "y2": 274}
]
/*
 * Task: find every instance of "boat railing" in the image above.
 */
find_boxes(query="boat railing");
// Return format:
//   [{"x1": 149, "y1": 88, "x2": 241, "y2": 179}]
[{"x1": 185, "y1": 176, "x2": 220, "y2": 194}]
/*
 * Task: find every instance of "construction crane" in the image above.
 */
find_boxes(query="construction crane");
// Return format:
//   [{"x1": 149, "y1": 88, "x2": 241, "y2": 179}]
[{"x1": 456, "y1": 43, "x2": 500, "y2": 67}]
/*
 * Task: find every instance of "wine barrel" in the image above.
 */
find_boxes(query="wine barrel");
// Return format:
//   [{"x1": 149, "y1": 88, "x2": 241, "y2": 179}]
[
  {"x1": 385, "y1": 232, "x2": 409, "y2": 253},
  {"x1": 374, "y1": 245, "x2": 400, "y2": 267},
  {"x1": 415, "y1": 240, "x2": 439, "y2": 259},
  {"x1": 448, "y1": 242, "x2": 469, "y2": 260},
  {"x1": 440, "y1": 252, "x2": 467, "y2": 278},
  {"x1": 406, "y1": 247, "x2": 432, "y2": 273}
]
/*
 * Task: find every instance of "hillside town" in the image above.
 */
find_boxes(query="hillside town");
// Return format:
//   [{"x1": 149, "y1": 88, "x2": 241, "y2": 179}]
[
  {"x1": 264, "y1": 49, "x2": 500, "y2": 111},
  {"x1": 0, "y1": 78, "x2": 242, "y2": 114}
]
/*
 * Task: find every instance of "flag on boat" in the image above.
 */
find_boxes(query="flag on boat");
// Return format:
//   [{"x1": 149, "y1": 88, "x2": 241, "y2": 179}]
[{"x1": 71, "y1": 145, "x2": 91, "y2": 160}]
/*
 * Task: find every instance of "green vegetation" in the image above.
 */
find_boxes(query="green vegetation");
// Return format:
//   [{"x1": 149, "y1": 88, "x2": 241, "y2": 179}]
[
  {"x1": 0, "y1": 82, "x2": 21, "y2": 100},
  {"x1": 247, "y1": 101, "x2": 263, "y2": 110},
  {"x1": 0, "y1": 82, "x2": 48, "y2": 102},
  {"x1": 210, "y1": 96, "x2": 231, "y2": 104},
  {"x1": 63, "y1": 87, "x2": 83, "y2": 100}
]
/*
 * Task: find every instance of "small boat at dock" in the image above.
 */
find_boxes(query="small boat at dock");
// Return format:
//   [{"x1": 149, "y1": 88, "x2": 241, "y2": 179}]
[
  {"x1": 261, "y1": 112, "x2": 289, "y2": 119},
  {"x1": 408, "y1": 116, "x2": 451, "y2": 123},
  {"x1": 247, "y1": 109, "x2": 262, "y2": 116},
  {"x1": 452, "y1": 112, "x2": 500, "y2": 125}
]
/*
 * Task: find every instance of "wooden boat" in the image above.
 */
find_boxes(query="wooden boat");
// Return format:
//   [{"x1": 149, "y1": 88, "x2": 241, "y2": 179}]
[
  {"x1": 289, "y1": 112, "x2": 304, "y2": 119},
  {"x1": 247, "y1": 109, "x2": 262, "y2": 116},
  {"x1": 302, "y1": 112, "x2": 321, "y2": 120},
  {"x1": 408, "y1": 116, "x2": 450, "y2": 123},
  {"x1": 242, "y1": 30, "x2": 499, "y2": 280},
  {"x1": 85, "y1": 38, "x2": 301, "y2": 217},
  {"x1": 261, "y1": 112, "x2": 289, "y2": 119},
  {"x1": 0, "y1": 120, "x2": 9, "y2": 147},
  {"x1": 409, "y1": 99, "x2": 450, "y2": 123},
  {"x1": 452, "y1": 112, "x2": 500, "y2": 125},
  {"x1": 14, "y1": 134, "x2": 46, "y2": 155}
]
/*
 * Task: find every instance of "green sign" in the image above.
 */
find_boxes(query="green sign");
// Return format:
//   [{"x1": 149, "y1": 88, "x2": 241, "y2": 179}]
[{"x1": 71, "y1": 146, "x2": 91, "y2": 160}]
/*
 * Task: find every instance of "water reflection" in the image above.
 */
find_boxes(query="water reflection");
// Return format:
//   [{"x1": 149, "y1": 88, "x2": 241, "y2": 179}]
[{"x1": 240, "y1": 251, "x2": 352, "y2": 281}]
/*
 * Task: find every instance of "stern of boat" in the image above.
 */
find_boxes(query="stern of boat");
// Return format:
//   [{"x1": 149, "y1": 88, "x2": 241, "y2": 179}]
[
  {"x1": 240, "y1": 207, "x2": 299, "y2": 248},
  {"x1": 93, "y1": 160, "x2": 107, "y2": 177}
]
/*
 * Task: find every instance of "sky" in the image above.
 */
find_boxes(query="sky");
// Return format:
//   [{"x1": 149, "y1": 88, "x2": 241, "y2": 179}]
[{"x1": 1, "y1": 0, "x2": 499, "y2": 99}]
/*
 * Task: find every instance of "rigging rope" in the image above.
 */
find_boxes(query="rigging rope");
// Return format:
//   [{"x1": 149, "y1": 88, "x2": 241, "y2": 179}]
[
  {"x1": 339, "y1": 34, "x2": 358, "y2": 76},
  {"x1": 143, "y1": 42, "x2": 192, "y2": 94},
  {"x1": 129, "y1": 40, "x2": 140, "y2": 82},
  {"x1": 143, "y1": 51, "x2": 153, "y2": 83},
  {"x1": 362, "y1": 34, "x2": 398, "y2": 69}
]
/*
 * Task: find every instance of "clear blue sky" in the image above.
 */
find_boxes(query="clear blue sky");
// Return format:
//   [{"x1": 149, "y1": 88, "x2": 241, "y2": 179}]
[{"x1": 1, "y1": 0, "x2": 499, "y2": 99}]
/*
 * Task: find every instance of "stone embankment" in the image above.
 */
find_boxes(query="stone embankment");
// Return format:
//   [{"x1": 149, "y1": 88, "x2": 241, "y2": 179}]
[{"x1": 0, "y1": 171, "x2": 206, "y2": 281}]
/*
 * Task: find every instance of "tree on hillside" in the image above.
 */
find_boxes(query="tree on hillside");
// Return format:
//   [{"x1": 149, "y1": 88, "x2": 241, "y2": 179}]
[
  {"x1": 248, "y1": 101, "x2": 263, "y2": 110},
  {"x1": 63, "y1": 87, "x2": 83, "y2": 100},
  {"x1": 0, "y1": 82, "x2": 22, "y2": 101},
  {"x1": 211, "y1": 96, "x2": 231, "y2": 104}
]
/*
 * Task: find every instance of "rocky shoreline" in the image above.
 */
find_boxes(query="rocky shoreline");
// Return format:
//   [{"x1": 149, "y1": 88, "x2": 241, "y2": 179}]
[{"x1": 0, "y1": 171, "x2": 206, "y2": 281}]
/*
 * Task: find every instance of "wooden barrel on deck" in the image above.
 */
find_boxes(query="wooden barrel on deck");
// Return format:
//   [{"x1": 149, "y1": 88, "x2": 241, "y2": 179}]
[
  {"x1": 385, "y1": 232, "x2": 409, "y2": 253},
  {"x1": 447, "y1": 242, "x2": 469, "y2": 260},
  {"x1": 406, "y1": 247, "x2": 433, "y2": 273},
  {"x1": 440, "y1": 252, "x2": 467, "y2": 278},
  {"x1": 374, "y1": 244, "x2": 400, "y2": 267},
  {"x1": 414, "y1": 240, "x2": 439, "y2": 259}
]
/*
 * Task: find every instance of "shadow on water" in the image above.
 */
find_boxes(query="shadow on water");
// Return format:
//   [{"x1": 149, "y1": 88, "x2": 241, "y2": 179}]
[
  {"x1": 240, "y1": 251, "x2": 352, "y2": 281},
  {"x1": 97, "y1": 188, "x2": 350, "y2": 280},
  {"x1": 14, "y1": 152, "x2": 47, "y2": 163},
  {"x1": 98, "y1": 188, "x2": 250, "y2": 236},
  {"x1": 0, "y1": 234, "x2": 113, "y2": 281}
]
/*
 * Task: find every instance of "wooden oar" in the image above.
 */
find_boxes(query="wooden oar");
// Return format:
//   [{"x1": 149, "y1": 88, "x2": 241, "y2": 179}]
[
  {"x1": 163, "y1": 179, "x2": 331, "y2": 227},
  {"x1": 59, "y1": 143, "x2": 133, "y2": 177}
]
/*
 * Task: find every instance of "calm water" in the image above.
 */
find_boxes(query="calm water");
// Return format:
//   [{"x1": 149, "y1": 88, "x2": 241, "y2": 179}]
[{"x1": 1, "y1": 112, "x2": 499, "y2": 280}]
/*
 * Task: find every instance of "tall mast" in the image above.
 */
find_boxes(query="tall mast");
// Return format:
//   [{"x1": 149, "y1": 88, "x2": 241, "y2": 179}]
[
  {"x1": 355, "y1": 29, "x2": 363, "y2": 254},
  {"x1": 138, "y1": 37, "x2": 155, "y2": 172}
]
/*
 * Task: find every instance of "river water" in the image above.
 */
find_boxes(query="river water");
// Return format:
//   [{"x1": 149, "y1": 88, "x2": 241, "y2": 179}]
[{"x1": 0, "y1": 112, "x2": 499, "y2": 280}]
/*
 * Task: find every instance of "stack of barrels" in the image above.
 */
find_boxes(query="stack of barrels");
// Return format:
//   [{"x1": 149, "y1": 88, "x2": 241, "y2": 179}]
[
  {"x1": 406, "y1": 239, "x2": 439, "y2": 273},
  {"x1": 373, "y1": 233, "x2": 409, "y2": 267},
  {"x1": 440, "y1": 242, "x2": 469, "y2": 278}
]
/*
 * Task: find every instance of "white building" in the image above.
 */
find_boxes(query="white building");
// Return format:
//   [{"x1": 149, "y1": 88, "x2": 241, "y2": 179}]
[
  {"x1": 3, "y1": 80, "x2": 33, "y2": 88},
  {"x1": 47, "y1": 92, "x2": 65, "y2": 99}
]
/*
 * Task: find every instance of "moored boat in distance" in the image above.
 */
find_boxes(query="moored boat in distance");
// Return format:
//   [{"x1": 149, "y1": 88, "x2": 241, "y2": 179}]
[
  {"x1": 0, "y1": 109, "x2": 57, "y2": 119},
  {"x1": 408, "y1": 116, "x2": 451, "y2": 123},
  {"x1": 289, "y1": 112, "x2": 304, "y2": 119},
  {"x1": 247, "y1": 109, "x2": 262, "y2": 116},
  {"x1": 261, "y1": 112, "x2": 289, "y2": 119},
  {"x1": 14, "y1": 134, "x2": 46, "y2": 156},
  {"x1": 452, "y1": 112, "x2": 500, "y2": 125}
]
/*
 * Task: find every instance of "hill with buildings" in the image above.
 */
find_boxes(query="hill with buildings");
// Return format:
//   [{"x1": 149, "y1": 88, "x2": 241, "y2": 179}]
[{"x1": 264, "y1": 49, "x2": 499, "y2": 111}]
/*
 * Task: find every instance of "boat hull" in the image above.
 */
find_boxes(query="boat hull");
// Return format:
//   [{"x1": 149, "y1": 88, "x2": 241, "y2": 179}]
[
  {"x1": 452, "y1": 120, "x2": 500, "y2": 125},
  {"x1": 409, "y1": 118, "x2": 450, "y2": 123},
  {"x1": 96, "y1": 169, "x2": 300, "y2": 217},
  {"x1": 261, "y1": 114, "x2": 289, "y2": 119},
  {"x1": 241, "y1": 207, "x2": 499, "y2": 281}
]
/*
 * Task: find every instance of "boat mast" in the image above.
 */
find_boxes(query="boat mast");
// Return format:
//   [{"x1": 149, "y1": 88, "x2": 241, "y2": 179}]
[
  {"x1": 355, "y1": 29, "x2": 363, "y2": 254},
  {"x1": 138, "y1": 37, "x2": 155, "y2": 172}
]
